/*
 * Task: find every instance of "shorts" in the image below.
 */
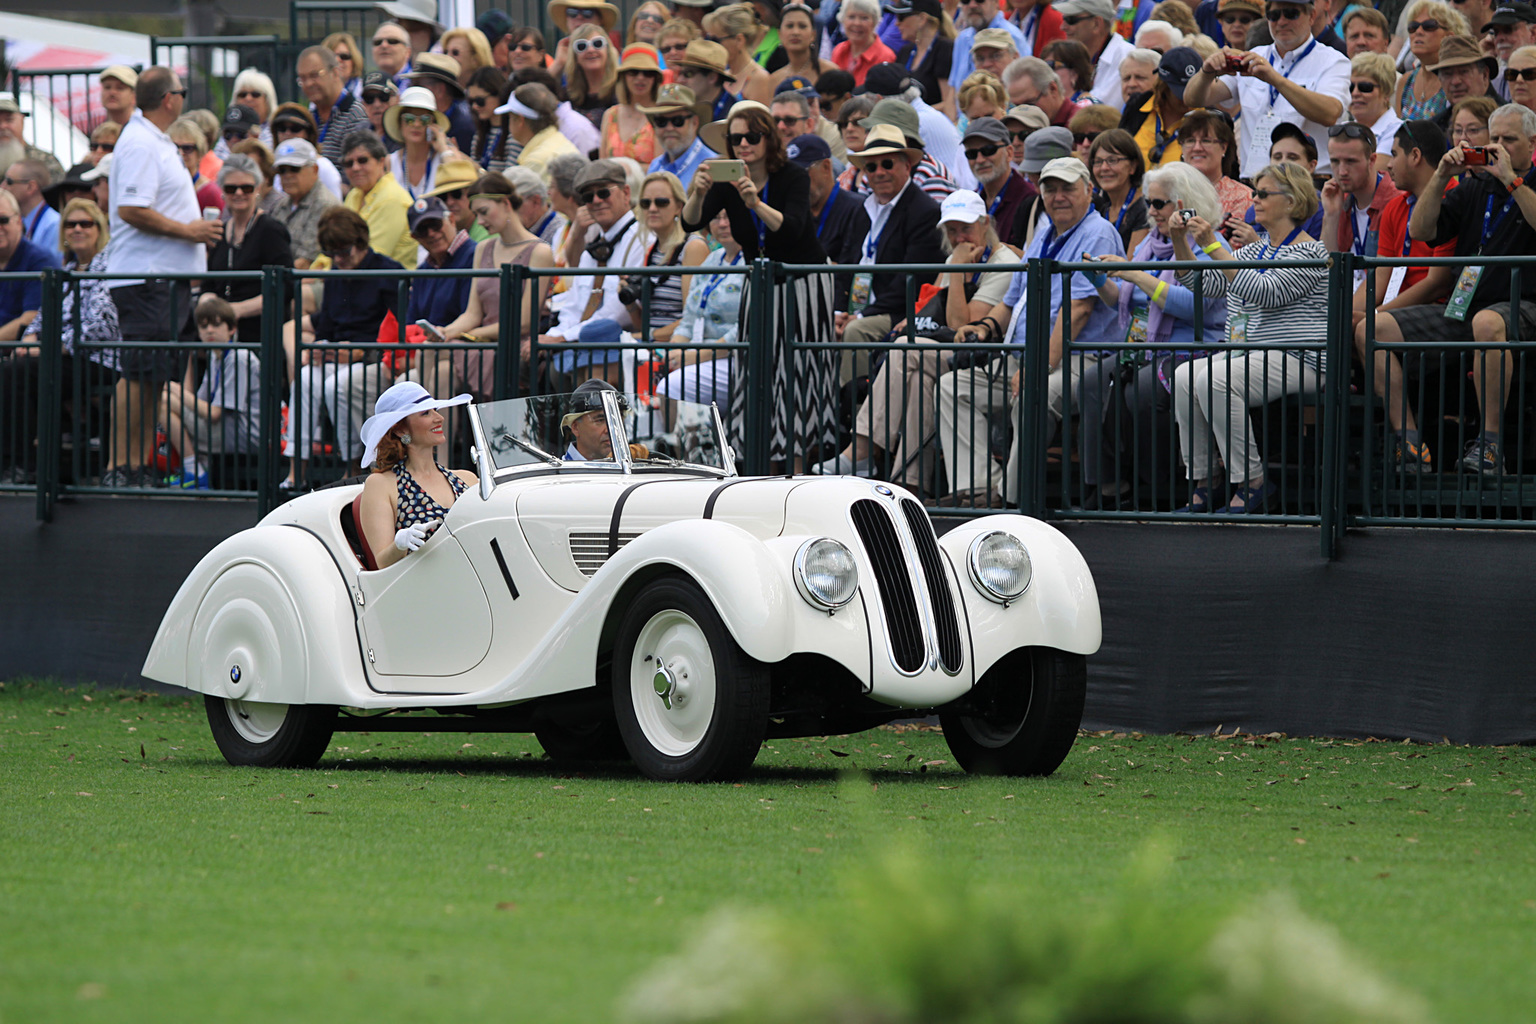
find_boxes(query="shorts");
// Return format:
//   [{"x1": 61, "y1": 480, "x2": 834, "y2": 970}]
[
  {"x1": 112, "y1": 281, "x2": 194, "y2": 382},
  {"x1": 1376, "y1": 299, "x2": 1536, "y2": 382}
]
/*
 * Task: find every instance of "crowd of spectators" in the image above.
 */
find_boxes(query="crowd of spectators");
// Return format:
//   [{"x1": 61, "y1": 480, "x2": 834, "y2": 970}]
[{"x1": 2, "y1": 0, "x2": 1535, "y2": 504}]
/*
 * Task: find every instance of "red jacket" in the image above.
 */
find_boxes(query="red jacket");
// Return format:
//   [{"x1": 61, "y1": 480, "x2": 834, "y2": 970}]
[
  {"x1": 1008, "y1": 4, "x2": 1065, "y2": 56},
  {"x1": 1333, "y1": 174, "x2": 1402, "y2": 256}
]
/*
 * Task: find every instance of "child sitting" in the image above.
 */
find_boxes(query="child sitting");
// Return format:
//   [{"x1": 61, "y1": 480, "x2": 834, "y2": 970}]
[{"x1": 160, "y1": 296, "x2": 262, "y2": 488}]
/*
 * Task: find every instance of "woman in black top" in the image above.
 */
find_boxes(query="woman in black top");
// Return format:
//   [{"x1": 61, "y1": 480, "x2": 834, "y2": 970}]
[
  {"x1": 204, "y1": 153, "x2": 294, "y2": 345},
  {"x1": 681, "y1": 102, "x2": 838, "y2": 469},
  {"x1": 891, "y1": 0, "x2": 955, "y2": 113}
]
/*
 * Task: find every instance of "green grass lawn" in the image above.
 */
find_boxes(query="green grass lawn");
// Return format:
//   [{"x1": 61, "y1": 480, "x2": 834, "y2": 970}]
[{"x1": 1, "y1": 681, "x2": 1532, "y2": 1023}]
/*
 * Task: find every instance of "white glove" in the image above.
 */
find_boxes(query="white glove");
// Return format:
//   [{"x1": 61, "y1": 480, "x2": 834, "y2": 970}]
[{"x1": 394, "y1": 519, "x2": 440, "y2": 553}]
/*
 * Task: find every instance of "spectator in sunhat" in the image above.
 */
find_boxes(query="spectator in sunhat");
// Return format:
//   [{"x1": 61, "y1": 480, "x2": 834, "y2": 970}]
[
  {"x1": 405, "y1": 52, "x2": 476, "y2": 154},
  {"x1": 642, "y1": 83, "x2": 719, "y2": 183},
  {"x1": 860, "y1": 62, "x2": 973, "y2": 189}
]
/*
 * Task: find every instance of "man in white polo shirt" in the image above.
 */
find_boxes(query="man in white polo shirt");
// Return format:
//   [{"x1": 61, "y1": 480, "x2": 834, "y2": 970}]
[
  {"x1": 1182, "y1": 0, "x2": 1349, "y2": 177},
  {"x1": 1051, "y1": 0, "x2": 1135, "y2": 110},
  {"x1": 102, "y1": 66, "x2": 222, "y2": 489}
]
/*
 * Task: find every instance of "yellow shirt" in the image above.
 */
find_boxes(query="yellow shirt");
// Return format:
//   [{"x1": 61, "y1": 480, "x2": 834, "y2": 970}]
[
  {"x1": 1133, "y1": 95, "x2": 1183, "y2": 170},
  {"x1": 519, "y1": 126, "x2": 581, "y2": 181},
  {"x1": 344, "y1": 173, "x2": 417, "y2": 269}
]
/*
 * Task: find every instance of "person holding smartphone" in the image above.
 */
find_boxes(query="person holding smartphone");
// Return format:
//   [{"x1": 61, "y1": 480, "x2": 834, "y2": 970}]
[{"x1": 682, "y1": 100, "x2": 837, "y2": 470}]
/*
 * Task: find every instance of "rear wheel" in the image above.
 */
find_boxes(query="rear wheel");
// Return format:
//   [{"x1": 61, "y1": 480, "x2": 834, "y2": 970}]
[
  {"x1": 612, "y1": 574, "x2": 769, "y2": 781},
  {"x1": 204, "y1": 696, "x2": 337, "y2": 767},
  {"x1": 940, "y1": 648, "x2": 1086, "y2": 776}
]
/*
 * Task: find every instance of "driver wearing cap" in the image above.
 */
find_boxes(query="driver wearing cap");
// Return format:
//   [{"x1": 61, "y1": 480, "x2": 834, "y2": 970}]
[{"x1": 561, "y1": 379, "x2": 649, "y2": 460}]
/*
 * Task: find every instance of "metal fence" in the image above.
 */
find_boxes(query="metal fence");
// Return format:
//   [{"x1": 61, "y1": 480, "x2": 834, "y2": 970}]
[
  {"x1": 4, "y1": 254, "x2": 1533, "y2": 557},
  {"x1": 150, "y1": 35, "x2": 285, "y2": 114},
  {"x1": 7, "y1": 65, "x2": 130, "y2": 160}
]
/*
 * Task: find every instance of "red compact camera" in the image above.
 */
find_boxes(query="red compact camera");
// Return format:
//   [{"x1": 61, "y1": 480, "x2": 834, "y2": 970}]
[
  {"x1": 1224, "y1": 54, "x2": 1246, "y2": 74},
  {"x1": 1462, "y1": 145, "x2": 1489, "y2": 166}
]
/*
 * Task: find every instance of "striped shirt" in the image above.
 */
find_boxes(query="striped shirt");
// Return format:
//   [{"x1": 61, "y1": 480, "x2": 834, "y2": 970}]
[{"x1": 1224, "y1": 239, "x2": 1330, "y2": 372}]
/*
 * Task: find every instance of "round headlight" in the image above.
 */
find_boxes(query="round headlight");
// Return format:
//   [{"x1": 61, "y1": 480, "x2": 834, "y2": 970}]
[
  {"x1": 967, "y1": 531, "x2": 1031, "y2": 603},
  {"x1": 794, "y1": 538, "x2": 858, "y2": 610}
]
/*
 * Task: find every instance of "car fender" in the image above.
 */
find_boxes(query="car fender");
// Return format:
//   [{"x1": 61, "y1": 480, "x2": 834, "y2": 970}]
[
  {"x1": 142, "y1": 524, "x2": 369, "y2": 706},
  {"x1": 938, "y1": 515, "x2": 1102, "y2": 678}
]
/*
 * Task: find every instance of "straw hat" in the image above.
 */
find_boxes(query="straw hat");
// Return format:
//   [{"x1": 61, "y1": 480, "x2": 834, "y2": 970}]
[
  {"x1": 424, "y1": 159, "x2": 481, "y2": 197},
  {"x1": 637, "y1": 83, "x2": 709, "y2": 121},
  {"x1": 848, "y1": 123, "x2": 925, "y2": 170},
  {"x1": 699, "y1": 99, "x2": 772, "y2": 153},
  {"x1": 549, "y1": 0, "x2": 620, "y2": 31},
  {"x1": 384, "y1": 85, "x2": 450, "y2": 141},
  {"x1": 671, "y1": 39, "x2": 736, "y2": 82},
  {"x1": 404, "y1": 52, "x2": 465, "y2": 96},
  {"x1": 617, "y1": 43, "x2": 664, "y2": 75}
]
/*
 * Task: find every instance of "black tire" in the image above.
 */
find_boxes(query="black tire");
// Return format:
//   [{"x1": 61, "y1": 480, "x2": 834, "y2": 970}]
[
  {"x1": 940, "y1": 648, "x2": 1087, "y2": 777},
  {"x1": 611, "y1": 574, "x2": 770, "y2": 781},
  {"x1": 534, "y1": 717, "x2": 630, "y2": 762},
  {"x1": 204, "y1": 696, "x2": 337, "y2": 768}
]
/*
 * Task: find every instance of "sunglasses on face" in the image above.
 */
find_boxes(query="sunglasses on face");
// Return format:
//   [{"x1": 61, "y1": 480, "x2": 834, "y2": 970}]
[
  {"x1": 1350, "y1": 80, "x2": 1377, "y2": 93},
  {"x1": 728, "y1": 131, "x2": 765, "y2": 146},
  {"x1": 580, "y1": 186, "x2": 616, "y2": 204},
  {"x1": 0, "y1": 215, "x2": 13, "y2": 225},
  {"x1": 1011, "y1": 130, "x2": 1031, "y2": 142},
  {"x1": 965, "y1": 143, "x2": 1002, "y2": 160},
  {"x1": 516, "y1": 42, "x2": 541, "y2": 51},
  {"x1": 1072, "y1": 131, "x2": 1101, "y2": 145},
  {"x1": 273, "y1": 119, "x2": 309, "y2": 134},
  {"x1": 222, "y1": 129, "x2": 249, "y2": 141},
  {"x1": 322, "y1": 247, "x2": 355, "y2": 260},
  {"x1": 1062, "y1": 13, "x2": 1094, "y2": 24},
  {"x1": 776, "y1": 114, "x2": 805, "y2": 125},
  {"x1": 400, "y1": 112, "x2": 435, "y2": 126},
  {"x1": 91, "y1": 142, "x2": 114, "y2": 152},
  {"x1": 223, "y1": 182, "x2": 257, "y2": 194},
  {"x1": 661, "y1": 42, "x2": 689, "y2": 53},
  {"x1": 1506, "y1": 66, "x2": 1536, "y2": 81},
  {"x1": 176, "y1": 143, "x2": 199, "y2": 155},
  {"x1": 638, "y1": 196, "x2": 673, "y2": 208},
  {"x1": 1407, "y1": 18, "x2": 1443, "y2": 32},
  {"x1": 650, "y1": 114, "x2": 690, "y2": 128},
  {"x1": 1220, "y1": 12, "x2": 1256, "y2": 23},
  {"x1": 469, "y1": 94, "x2": 492, "y2": 107},
  {"x1": 573, "y1": 37, "x2": 607, "y2": 53},
  {"x1": 363, "y1": 92, "x2": 392, "y2": 103},
  {"x1": 1266, "y1": 6, "x2": 1304, "y2": 20},
  {"x1": 168, "y1": 88, "x2": 188, "y2": 97},
  {"x1": 1146, "y1": 197, "x2": 1176, "y2": 210},
  {"x1": 568, "y1": 7, "x2": 600, "y2": 17},
  {"x1": 343, "y1": 155, "x2": 373, "y2": 167},
  {"x1": 411, "y1": 219, "x2": 447, "y2": 236},
  {"x1": 372, "y1": 36, "x2": 406, "y2": 46},
  {"x1": 1251, "y1": 188, "x2": 1288, "y2": 199},
  {"x1": 438, "y1": 187, "x2": 467, "y2": 200},
  {"x1": 867, "y1": 157, "x2": 900, "y2": 170},
  {"x1": 237, "y1": 90, "x2": 264, "y2": 100},
  {"x1": 64, "y1": 218, "x2": 96, "y2": 229}
]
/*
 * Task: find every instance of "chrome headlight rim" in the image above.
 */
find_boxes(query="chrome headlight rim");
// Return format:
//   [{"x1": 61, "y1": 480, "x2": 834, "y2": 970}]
[
  {"x1": 793, "y1": 537, "x2": 859, "y2": 611},
  {"x1": 966, "y1": 530, "x2": 1032, "y2": 604}
]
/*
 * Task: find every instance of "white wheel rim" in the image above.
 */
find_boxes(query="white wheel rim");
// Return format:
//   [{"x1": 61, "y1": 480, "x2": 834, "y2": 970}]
[
  {"x1": 629, "y1": 609, "x2": 717, "y2": 758},
  {"x1": 225, "y1": 699, "x2": 289, "y2": 743}
]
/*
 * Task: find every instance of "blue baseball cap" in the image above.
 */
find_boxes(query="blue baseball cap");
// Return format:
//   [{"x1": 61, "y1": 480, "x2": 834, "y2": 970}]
[{"x1": 785, "y1": 133, "x2": 832, "y2": 168}]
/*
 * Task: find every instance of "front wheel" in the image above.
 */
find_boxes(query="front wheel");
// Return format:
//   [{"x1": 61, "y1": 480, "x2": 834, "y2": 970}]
[
  {"x1": 940, "y1": 648, "x2": 1086, "y2": 776},
  {"x1": 612, "y1": 574, "x2": 769, "y2": 781},
  {"x1": 204, "y1": 696, "x2": 337, "y2": 767}
]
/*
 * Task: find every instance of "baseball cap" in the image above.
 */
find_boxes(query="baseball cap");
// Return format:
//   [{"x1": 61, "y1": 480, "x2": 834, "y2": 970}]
[
  {"x1": 100, "y1": 65, "x2": 139, "y2": 89},
  {"x1": 962, "y1": 116, "x2": 1011, "y2": 147},
  {"x1": 1491, "y1": 1, "x2": 1536, "y2": 24},
  {"x1": 1158, "y1": 47, "x2": 1202, "y2": 94},
  {"x1": 774, "y1": 75, "x2": 817, "y2": 97},
  {"x1": 477, "y1": 8, "x2": 514, "y2": 40},
  {"x1": 223, "y1": 104, "x2": 262, "y2": 133},
  {"x1": 859, "y1": 63, "x2": 914, "y2": 96},
  {"x1": 938, "y1": 189, "x2": 988, "y2": 224},
  {"x1": 362, "y1": 71, "x2": 399, "y2": 99},
  {"x1": 273, "y1": 138, "x2": 319, "y2": 169},
  {"x1": 785, "y1": 133, "x2": 833, "y2": 168},
  {"x1": 884, "y1": 0, "x2": 942, "y2": 15},
  {"x1": 1021, "y1": 126, "x2": 1073, "y2": 173},
  {"x1": 1052, "y1": 0, "x2": 1117, "y2": 20},
  {"x1": 1039, "y1": 156, "x2": 1093, "y2": 184},
  {"x1": 971, "y1": 27, "x2": 1016, "y2": 53},
  {"x1": 407, "y1": 195, "x2": 452, "y2": 232},
  {"x1": 1003, "y1": 105, "x2": 1050, "y2": 131}
]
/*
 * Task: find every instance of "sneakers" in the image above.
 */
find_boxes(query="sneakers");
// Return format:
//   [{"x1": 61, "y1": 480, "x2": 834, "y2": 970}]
[
  {"x1": 1460, "y1": 438, "x2": 1504, "y2": 476},
  {"x1": 164, "y1": 470, "x2": 211, "y2": 490},
  {"x1": 1391, "y1": 437, "x2": 1433, "y2": 474},
  {"x1": 100, "y1": 466, "x2": 166, "y2": 488}
]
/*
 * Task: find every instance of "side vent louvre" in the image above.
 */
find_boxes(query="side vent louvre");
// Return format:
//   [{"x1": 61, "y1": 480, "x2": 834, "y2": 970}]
[
  {"x1": 901, "y1": 499, "x2": 963, "y2": 673},
  {"x1": 850, "y1": 499, "x2": 925, "y2": 673},
  {"x1": 570, "y1": 530, "x2": 642, "y2": 576}
]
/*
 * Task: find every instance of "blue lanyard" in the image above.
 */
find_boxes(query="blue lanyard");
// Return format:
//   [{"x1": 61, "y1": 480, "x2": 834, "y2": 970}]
[
  {"x1": 481, "y1": 128, "x2": 503, "y2": 168},
  {"x1": 1253, "y1": 225, "x2": 1304, "y2": 269},
  {"x1": 1018, "y1": 7, "x2": 1038, "y2": 48},
  {"x1": 24, "y1": 203, "x2": 46, "y2": 240},
  {"x1": 1345, "y1": 176, "x2": 1378, "y2": 258},
  {"x1": 1268, "y1": 38, "x2": 1317, "y2": 107},
  {"x1": 865, "y1": 201, "x2": 892, "y2": 261},
  {"x1": 1148, "y1": 107, "x2": 1175, "y2": 164},
  {"x1": 697, "y1": 250, "x2": 743, "y2": 309},
  {"x1": 1400, "y1": 195, "x2": 1416, "y2": 258},
  {"x1": 1114, "y1": 187, "x2": 1137, "y2": 233},
  {"x1": 987, "y1": 182, "x2": 1007, "y2": 218},
  {"x1": 970, "y1": 246, "x2": 993, "y2": 283},
  {"x1": 405, "y1": 152, "x2": 436, "y2": 200},
  {"x1": 750, "y1": 180, "x2": 769, "y2": 249},
  {"x1": 1039, "y1": 219, "x2": 1080, "y2": 262},
  {"x1": 534, "y1": 210, "x2": 557, "y2": 237},
  {"x1": 816, "y1": 183, "x2": 841, "y2": 239},
  {"x1": 1479, "y1": 188, "x2": 1518, "y2": 252}
]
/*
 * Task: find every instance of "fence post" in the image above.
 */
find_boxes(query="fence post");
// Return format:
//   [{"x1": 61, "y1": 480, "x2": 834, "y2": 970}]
[
  {"x1": 500, "y1": 261, "x2": 522, "y2": 400},
  {"x1": 1016, "y1": 257, "x2": 1051, "y2": 518},
  {"x1": 257, "y1": 265, "x2": 285, "y2": 517},
  {"x1": 35, "y1": 269, "x2": 63, "y2": 522},
  {"x1": 744, "y1": 259, "x2": 774, "y2": 475},
  {"x1": 1320, "y1": 252, "x2": 1351, "y2": 559}
]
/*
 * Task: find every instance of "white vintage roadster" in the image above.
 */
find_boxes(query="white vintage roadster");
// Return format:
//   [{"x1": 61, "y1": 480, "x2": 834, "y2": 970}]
[{"x1": 144, "y1": 392, "x2": 1101, "y2": 781}]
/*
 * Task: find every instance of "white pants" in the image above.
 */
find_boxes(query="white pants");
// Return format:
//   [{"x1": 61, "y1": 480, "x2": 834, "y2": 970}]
[
  {"x1": 1171, "y1": 351, "x2": 1321, "y2": 482},
  {"x1": 935, "y1": 354, "x2": 1099, "y2": 497},
  {"x1": 285, "y1": 360, "x2": 391, "y2": 460}
]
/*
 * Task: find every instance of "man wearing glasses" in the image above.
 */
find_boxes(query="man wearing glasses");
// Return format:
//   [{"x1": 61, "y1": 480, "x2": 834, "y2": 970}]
[
  {"x1": 539, "y1": 160, "x2": 645, "y2": 384},
  {"x1": 267, "y1": 139, "x2": 341, "y2": 268},
  {"x1": 642, "y1": 84, "x2": 719, "y2": 184},
  {"x1": 950, "y1": 0, "x2": 1032, "y2": 95},
  {"x1": 1051, "y1": 0, "x2": 1136, "y2": 110},
  {"x1": 1, "y1": 160, "x2": 60, "y2": 254},
  {"x1": 298, "y1": 45, "x2": 372, "y2": 165},
  {"x1": 102, "y1": 67, "x2": 223, "y2": 489},
  {"x1": 371, "y1": 22, "x2": 416, "y2": 91},
  {"x1": 1184, "y1": 0, "x2": 1350, "y2": 178},
  {"x1": 1487, "y1": 3, "x2": 1536, "y2": 102},
  {"x1": 98, "y1": 66, "x2": 137, "y2": 127}
]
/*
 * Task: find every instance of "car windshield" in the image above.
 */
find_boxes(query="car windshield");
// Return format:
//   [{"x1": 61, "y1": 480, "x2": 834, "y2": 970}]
[{"x1": 470, "y1": 393, "x2": 732, "y2": 475}]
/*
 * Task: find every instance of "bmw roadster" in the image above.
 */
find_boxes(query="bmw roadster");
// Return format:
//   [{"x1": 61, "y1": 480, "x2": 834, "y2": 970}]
[{"x1": 143, "y1": 392, "x2": 1101, "y2": 781}]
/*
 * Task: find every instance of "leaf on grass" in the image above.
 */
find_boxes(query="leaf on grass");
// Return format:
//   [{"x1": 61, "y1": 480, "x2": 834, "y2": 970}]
[
  {"x1": 139, "y1": 743, "x2": 146, "y2": 759},
  {"x1": 936, "y1": 785, "x2": 957, "y2": 790},
  {"x1": 496, "y1": 901, "x2": 518, "y2": 911},
  {"x1": 828, "y1": 749, "x2": 848, "y2": 757},
  {"x1": 1508, "y1": 789, "x2": 1525, "y2": 797},
  {"x1": 75, "y1": 791, "x2": 93, "y2": 797},
  {"x1": 1376, "y1": 871, "x2": 1391, "y2": 879},
  {"x1": 1294, "y1": 838, "x2": 1306, "y2": 844},
  {"x1": 1398, "y1": 783, "x2": 1420, "y2": 790}
]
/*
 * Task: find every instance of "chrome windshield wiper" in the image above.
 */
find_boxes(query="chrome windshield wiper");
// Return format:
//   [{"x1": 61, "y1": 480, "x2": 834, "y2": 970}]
[{"x1": 498, "y1": 430, "x2": 562, "y2": 467}]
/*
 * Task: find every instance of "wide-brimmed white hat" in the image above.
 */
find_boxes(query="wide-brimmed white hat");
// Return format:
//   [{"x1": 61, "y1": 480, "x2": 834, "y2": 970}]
[{"x1": 360, "y1": 381, "x2": 472, "y2": 468}]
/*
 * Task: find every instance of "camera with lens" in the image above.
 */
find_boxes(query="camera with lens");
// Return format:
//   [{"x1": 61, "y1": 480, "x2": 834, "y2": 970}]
[{"x1": 618, "y1": 274, "x2": 649, "y2": 306}]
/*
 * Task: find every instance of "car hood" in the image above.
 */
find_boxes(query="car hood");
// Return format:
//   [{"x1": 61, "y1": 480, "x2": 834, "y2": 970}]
[{"x1": 515, "y1": 474, "x2": 802, "y2": 590}]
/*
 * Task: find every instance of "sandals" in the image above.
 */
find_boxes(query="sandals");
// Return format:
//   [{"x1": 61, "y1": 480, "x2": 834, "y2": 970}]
[
  {"x1": 1177, "y1": 485, "x2": 1214, "y2": 514},
  {"x1": 1216, "y1": 480, "x2": 1275, "y2": 514}
]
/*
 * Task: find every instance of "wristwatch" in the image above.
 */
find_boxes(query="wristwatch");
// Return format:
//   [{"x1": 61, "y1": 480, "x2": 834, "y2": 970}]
[{"x1": 1510, "y1": 175, "x2": 1526, "y2": 193}]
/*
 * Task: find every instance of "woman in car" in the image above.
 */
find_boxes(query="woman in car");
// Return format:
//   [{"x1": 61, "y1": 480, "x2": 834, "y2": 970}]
[{"x1": 357, "y1": 380, "x2": 478, "y2": 569}]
